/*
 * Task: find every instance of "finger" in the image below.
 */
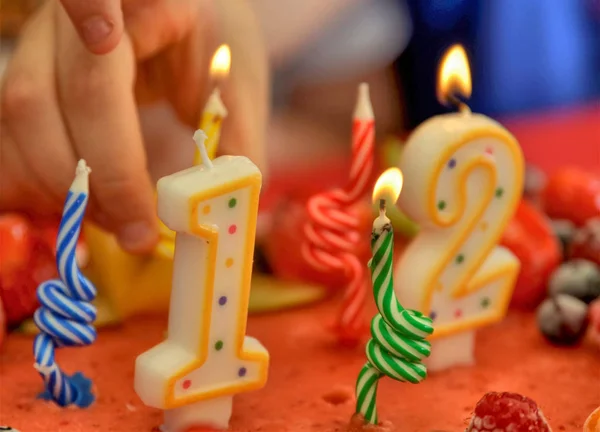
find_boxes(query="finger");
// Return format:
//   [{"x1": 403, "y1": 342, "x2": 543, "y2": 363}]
[
  {"x1": 55, "y1": 7, "x2": 158, "y2": 253},
  {"x1": 216, "y1": 2, "x2": 269, "y2": 174},
  {"x1": 1, "y1": 3, "x2": 78, "y2": 207},
  {"x1": 59, "y1": 0, "x2": 123, "y2": 54},
  {"x1": 0, "y1": 124, "x2": 56, "y2": 214}
]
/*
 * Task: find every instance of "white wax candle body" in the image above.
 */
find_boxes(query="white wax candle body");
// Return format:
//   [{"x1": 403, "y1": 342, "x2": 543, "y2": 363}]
[
  {"x1": 135, "y1": 156, "x2": 269, "y2": 431},
  {"x1": 395, "y1": 112, "x2": 524, "y2": 371}
]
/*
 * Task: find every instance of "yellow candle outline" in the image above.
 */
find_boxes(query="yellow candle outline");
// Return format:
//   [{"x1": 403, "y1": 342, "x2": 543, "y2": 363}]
[
  {"x1": 163, "y1": 174, "x2": 269, "y2": 408},
  {"x1": 416, "y1": 127, "x2": 524, "y2": 340}
]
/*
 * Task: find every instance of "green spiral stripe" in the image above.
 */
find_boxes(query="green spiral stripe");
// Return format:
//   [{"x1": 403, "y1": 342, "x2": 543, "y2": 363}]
[{"x1": 355, "y1": 224, "x2": 434, "y2": 424}]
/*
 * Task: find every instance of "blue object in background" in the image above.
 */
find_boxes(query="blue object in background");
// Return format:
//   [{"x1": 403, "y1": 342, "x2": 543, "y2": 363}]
[{"x1": 397, "y1": 0, "x2": 600, "y2": 127}]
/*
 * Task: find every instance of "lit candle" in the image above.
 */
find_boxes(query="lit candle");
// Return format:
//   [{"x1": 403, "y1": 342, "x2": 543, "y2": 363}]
[
  {"x1": 134, "y1": 131, "x2": 269, "y2": 431},
  {"x1": 394, "y1": 45, "x2": 524, "y2": 371},
  {"x1": 33, "y1": 160, "x2": 97, "y2": 407},
  {"x1": 155, "y1": 44, "x2": 231, "y2": 260},
  {"x1": 354, "y1": 168, "x2": 433, "y2": 425},
  {"x1": 195, "y1": 44, "x2": 230, "y2": 163}
]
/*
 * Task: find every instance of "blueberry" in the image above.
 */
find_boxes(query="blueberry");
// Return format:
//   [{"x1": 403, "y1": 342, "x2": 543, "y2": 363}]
[
  {"x1": 548, "y1": 259, "x2": 600, "y2": 304},
  {"x1": 550, "y1": 219, "x2": 576, "y2": 259},
  {"x1": 537, "y1": 295, "x2": 589, "y2": 346}
]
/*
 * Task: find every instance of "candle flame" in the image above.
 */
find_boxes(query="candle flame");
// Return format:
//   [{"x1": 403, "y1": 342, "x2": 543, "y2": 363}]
[
  {"x1": 210, "y1": 44, "x2": 231, "y2": 79},
  {"x1": 437, "y1": 44, "x2": 472, "y2": 105},
  {"x1": 373, "y1": 168, "x2": 403, "y2": 204}
]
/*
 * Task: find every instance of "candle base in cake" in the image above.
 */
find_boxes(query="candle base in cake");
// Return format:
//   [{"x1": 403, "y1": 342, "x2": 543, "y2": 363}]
[
  {"x1": 163, "y1": 396, "x2": 232, "y2": 432},
  {"x1": 425, "y1": 331, "x2": 475, "y2": 372}
]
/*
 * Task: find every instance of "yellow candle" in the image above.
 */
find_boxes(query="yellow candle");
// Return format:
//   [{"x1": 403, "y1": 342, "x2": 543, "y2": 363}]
[
  {"x1": 156, "y1": 44, "x2": 231, "y2": 259},
  {"x1": 194, "y1": 44, "x2": 230, "y2": 164}
]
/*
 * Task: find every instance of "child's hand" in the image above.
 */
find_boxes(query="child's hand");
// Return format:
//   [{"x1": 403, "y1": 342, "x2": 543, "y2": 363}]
[{"x1": 0, "y1": 0, "x2": 268, "y2": 253}]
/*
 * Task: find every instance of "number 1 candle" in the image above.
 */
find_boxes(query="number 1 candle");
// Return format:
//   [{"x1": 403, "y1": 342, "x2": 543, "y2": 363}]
[
  {"x1": 394, "y1": 45, "x2": 524, "y2": 371},
  {"x1": 135, "y1": 131, "x2": 269, "y2": 432}
]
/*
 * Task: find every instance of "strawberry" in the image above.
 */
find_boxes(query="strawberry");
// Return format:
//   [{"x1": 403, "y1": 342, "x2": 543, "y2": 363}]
[
  {"x1": 541, "y1": 167, "x2": 600, "y2": 227},
  {"x1": 501, "y1": 200, "x2": 561, "y2": 309},
  {"x1": 0, "y1": 214, "x2": 33, "y2": 276},
  {"x1": 0, "y1": 234, "x2": 55, "y2": 326},
  {"x1": 466, "y1": 392, "x2": 551, "y2": 432}
]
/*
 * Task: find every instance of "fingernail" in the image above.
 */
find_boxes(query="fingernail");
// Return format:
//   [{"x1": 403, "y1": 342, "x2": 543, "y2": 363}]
[
  {"x1": 118, "y1": 221, "x2": 158, "y2": 253},
  {"x1": 80, "y1": 15, "x2": 113, "y2": 46}
]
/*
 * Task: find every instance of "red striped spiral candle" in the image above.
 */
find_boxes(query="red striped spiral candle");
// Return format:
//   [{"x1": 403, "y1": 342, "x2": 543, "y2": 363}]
[{"x1": 302, "y1": 83, "x2": 375, "y2": 344}]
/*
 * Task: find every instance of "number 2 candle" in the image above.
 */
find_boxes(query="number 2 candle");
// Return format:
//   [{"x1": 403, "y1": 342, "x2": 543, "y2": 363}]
[
  {"x1": 394, "y1": 45, "x2": 524, "y2": 371},
  {"x1": 135, "y1": 131, "x2": 269, "y2": 432}
]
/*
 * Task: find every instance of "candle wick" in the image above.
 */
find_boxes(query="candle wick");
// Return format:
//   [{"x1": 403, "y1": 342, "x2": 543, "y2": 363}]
[
  {"x1": 379, "y1": 198, "x2": 386, "y2": 217},
  {"x1": 193, "y1": 130, "x2": 213, "y2": 169},
  {"x1": 447, "y1": 93, "x2": 471, "y2": 114}
]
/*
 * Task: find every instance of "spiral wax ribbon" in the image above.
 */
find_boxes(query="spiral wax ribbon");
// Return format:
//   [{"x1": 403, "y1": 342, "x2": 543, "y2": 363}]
[
  {"x1": 355, "y1": 221, "x2": 434, "y2": 424},
  {"x1": 33, "y1": 160, "x2": 97, "y2": 408},
  {"x1": 302, "y1": 83, "x2": 375, "y2": 342}
]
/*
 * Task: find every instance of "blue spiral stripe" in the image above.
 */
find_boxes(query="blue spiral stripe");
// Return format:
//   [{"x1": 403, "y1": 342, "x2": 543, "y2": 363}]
[{"x1": 33, "y1": 188, "x2": 96, "y2": 408}]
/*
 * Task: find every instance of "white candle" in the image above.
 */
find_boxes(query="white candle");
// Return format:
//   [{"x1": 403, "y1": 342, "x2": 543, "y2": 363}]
[
  {"x1": 135, "y1": 131, "x2": 269, "y2": 431},
  {"x1": 394, "y1": 45, "x2": 524, "y2": 371}
]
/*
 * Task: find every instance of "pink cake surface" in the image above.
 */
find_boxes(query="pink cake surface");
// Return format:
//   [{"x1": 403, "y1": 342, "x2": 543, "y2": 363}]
[{"x1": 1, "y1": 298, "x2": 598, "y2": 432}]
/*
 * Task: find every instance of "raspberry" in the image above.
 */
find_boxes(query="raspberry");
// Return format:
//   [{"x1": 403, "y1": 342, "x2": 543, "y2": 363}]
[{"x1": 466, "y1": 392, "x2": 551, "y2": 432}]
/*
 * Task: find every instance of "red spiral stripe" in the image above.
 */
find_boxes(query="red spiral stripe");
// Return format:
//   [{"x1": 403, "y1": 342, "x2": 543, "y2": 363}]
[{"x1": 303, "y1": 118, "x2": 375, "y2": 343}]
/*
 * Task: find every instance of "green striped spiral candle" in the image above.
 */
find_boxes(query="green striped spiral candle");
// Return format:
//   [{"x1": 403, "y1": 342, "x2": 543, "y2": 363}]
[{"x1": 355, "y1": 213, "x2": 434, "y2": 424}]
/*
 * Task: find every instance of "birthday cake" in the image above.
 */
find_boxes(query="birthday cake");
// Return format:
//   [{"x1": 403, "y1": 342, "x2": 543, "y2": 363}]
[{"x1": 1, "y1": 46, "x2": 599, "y2": 432}]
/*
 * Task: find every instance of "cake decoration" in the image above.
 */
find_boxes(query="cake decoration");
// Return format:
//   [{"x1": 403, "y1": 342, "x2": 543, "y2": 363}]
[
  {"x1": 541, "y1": 168, "x2": 600, "y2": 227},
  {"x1": 536, "y1": 294, "x2": 589, "y2": 346},
  {"x1": 32, "y1": 160, "x2": 97, "y2": 408},
  {"x1": 354, "y1": 169, "x2": 433, "y2": 425},
  {"x1": 499, "y1": 200, "x2": 561, "y2": 309},
  {"x1": 303, "y1": 82, "x2": 375, "y2": 344},
  {"x1": 466, "y1": 392, "x2": 552, "y2": 432},
  {"x1": 394, "y1": 44, "x2": 523, "y2": 371},
  {"x1": 134, "y1": 131, "x2": 269, "y2": 432},
  {"x1": 548, "y1": 259, "x2": 600, "y2": 304}
]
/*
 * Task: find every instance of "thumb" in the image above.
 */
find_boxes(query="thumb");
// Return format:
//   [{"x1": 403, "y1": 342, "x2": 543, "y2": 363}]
[{"x1": 59, "y1": 0, "x2": 124, "y2": 54}]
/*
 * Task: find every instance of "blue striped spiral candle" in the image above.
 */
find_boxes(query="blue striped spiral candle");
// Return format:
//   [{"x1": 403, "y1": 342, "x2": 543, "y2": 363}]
[{"x1": 33, "y1": 159, "x2": 97, "y2": 408}]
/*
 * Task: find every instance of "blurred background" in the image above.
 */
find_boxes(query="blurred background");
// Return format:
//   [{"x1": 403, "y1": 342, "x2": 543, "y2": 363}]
[
  {"x1": 397, "y1": 0, "x2": 600, "y2": 127},
  {"x1": 2, "y1": 0, "x2": 599, "y2": 134}
]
